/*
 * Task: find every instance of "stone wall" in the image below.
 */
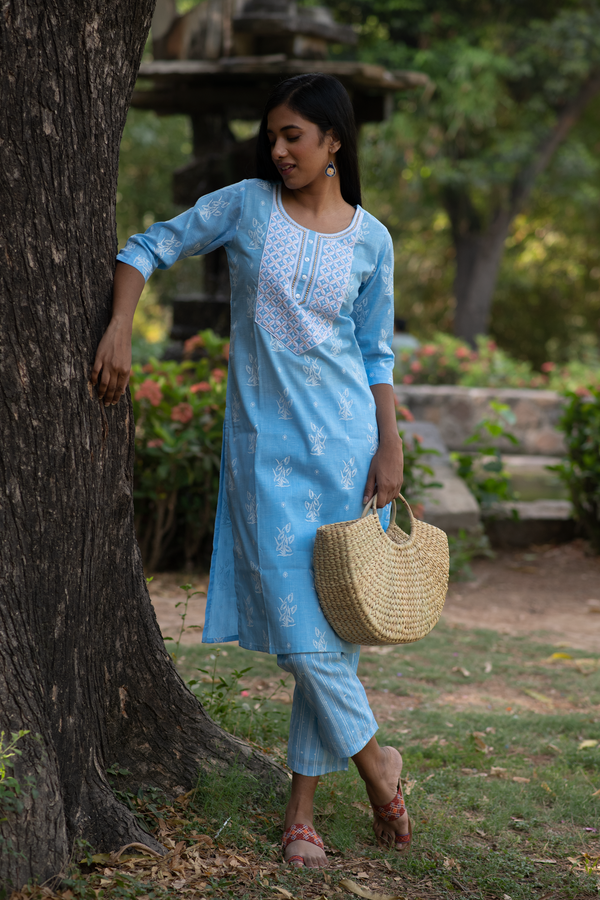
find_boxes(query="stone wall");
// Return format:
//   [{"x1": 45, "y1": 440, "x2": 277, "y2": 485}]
[{"x1": 394, "y1": 385, "x2": 565, "y2": 455}]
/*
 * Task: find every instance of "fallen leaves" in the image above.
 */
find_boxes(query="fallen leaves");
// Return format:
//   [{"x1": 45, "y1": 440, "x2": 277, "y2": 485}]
[
  {"x1": 339, "y1": 879, "x2": 405, "y2": 900},
  {"x1": 452, "y1": 666, "x2": 471, "y2": 678},
  {"x1": 522, "y1": 689, "x2": 554, "y2": 707},
  {"x1": 578, "y1": 739, "x2": 599, "y2": 750}
]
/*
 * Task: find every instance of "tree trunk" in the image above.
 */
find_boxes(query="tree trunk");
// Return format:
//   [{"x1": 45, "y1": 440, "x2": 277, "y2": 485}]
[
  {"x1": 451, "y1": 210, "x2": 512, "y2": 343},
  {"x1": 0, "y1": 2, "x2": 286, "y2": 891}
]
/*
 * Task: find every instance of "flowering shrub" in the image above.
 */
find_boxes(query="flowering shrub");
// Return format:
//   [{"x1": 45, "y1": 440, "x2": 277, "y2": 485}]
[
  {"x1": 396, "y1": 332, "x2": 600, "y2": 392},
  {"x1": 132, "y1": 330, "x2": 229, "y2": 571}
]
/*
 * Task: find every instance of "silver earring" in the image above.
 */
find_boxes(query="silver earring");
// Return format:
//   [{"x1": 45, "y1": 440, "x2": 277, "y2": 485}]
[{"x1": 325, "y1": 161, "x2": 336, "y2": 177}]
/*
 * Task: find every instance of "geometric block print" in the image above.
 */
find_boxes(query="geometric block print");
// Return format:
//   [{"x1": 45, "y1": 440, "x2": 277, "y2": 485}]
[{"x1": 255, "y1": 189, "x2": 362, "y2": 355}]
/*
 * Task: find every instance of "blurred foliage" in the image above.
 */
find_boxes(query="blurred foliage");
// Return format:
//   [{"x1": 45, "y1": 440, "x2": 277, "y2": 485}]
[
  {"x1": 395, "y1": 331, "x2": 600, "y2": 390},
  {"x1": 550, "y1": 387, "x2": 600, "y2": 552}
]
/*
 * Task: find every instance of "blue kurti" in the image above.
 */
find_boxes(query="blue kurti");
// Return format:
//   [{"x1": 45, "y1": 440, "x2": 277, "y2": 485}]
[{"x1": 118, "y1": 179, "x2": 395, "y2": 654}]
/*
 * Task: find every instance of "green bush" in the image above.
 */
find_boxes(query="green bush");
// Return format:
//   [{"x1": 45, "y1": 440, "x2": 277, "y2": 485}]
[
  {"x1": 132, "y1": 330, "x2": 229, "y2": 571},
  {"x1": 550, "y1": 387, "x2": 600, "y2": 552},
  {"x1": 396, "y1": 331, "x2": 600, "y2": 392}
]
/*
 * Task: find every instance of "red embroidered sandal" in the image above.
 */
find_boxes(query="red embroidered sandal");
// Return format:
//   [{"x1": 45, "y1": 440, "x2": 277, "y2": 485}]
[
  {"x1": 282, "y1": 823, "x2": 325, "y2": 867},
  {"x1": 372, "y1": 784, "x2": 412, "y2": 854}
]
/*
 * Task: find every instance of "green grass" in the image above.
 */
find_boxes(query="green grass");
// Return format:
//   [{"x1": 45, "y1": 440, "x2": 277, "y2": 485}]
[{"x1": 172, "y1": 623, "x2": 600, "y2": 897}]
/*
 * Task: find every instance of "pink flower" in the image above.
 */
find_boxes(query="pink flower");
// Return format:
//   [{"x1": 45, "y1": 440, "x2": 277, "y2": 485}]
[
  {"x1": 135, "y1": 379, "x2": 163, "y2": 407},
  {"x1": 147, "y1": 438, "x2": 164, "y2": 448},
  {"x1": 421, "y1": 344, "x2": 437, "y2": 356},
  {"x1": 541, "y1": 361, "x2": 555, "y2": 373},
  {"x1": 455, "y1": 346, "x2": 470, "y2": 359},
  {"x1": 402, "y1": 374, "x2": 414, "y2": 384},
  {"x1": 575, "y1": 386, "x2": 591, "y2": 397},
  {"x1": 171, "y1": 403, "x2": 193, "y2": 424},
  {"x1": 184, "y1": 334, "x2": 205, "y2": 354},
  {"x1": 190, "y1": 381, "x2": 211, "y2": 394},
  {"x1": 222, "y1": 342, "x2": 230, "y2": 362},
  {"x1": 211, "y1": 368, "x2": 225, "y2": 383},
  {"x1": 487, "y1": 341, "x2": 497, "y2": 352},
  {"x1": 410, "y1": 361, "x2": 423, "y2": 373},
  {"x1": 241, "y1": 690, "x2": 250, "y2": 697},
  {"x1": 396, "y1": 404, "x2": 415, "y2": 422}
]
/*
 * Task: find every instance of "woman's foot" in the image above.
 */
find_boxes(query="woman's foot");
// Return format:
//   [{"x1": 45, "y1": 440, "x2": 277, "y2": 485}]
[
  {"x1": 355, "y1": 742, "x2": 411, "y2": 852},
  {"x1": 282, "y1": 773, "x2": 327, "y2": 868},
  {"x1": 282, "y1": 820, "x2": 327, "y2": 868}
]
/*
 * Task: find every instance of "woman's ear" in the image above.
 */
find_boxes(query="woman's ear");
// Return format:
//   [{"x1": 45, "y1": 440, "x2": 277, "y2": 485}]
[{"x1": 327, "y1": 130, "x2": 342, "y2": 155}]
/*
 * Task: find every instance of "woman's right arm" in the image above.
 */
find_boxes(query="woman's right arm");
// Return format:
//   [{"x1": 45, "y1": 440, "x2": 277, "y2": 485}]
[{"x1": 91, "y1": 262, "x2": 145, "y2": 406}]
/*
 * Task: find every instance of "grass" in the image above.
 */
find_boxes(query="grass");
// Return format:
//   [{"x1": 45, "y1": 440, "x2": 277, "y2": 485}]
[{"x1": 12, "y1": 622, "x2": 600, "y2": 900}]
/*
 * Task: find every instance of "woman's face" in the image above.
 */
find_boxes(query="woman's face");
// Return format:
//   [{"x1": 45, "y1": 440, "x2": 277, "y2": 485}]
[{"x1": 266, "y1": 104, "x2": 340, "y2": 191}]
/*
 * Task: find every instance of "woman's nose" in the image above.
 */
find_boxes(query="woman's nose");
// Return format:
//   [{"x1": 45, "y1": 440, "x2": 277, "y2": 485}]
[{"x1": 272, "y1": 139, "x2": 287, "y2": 158}]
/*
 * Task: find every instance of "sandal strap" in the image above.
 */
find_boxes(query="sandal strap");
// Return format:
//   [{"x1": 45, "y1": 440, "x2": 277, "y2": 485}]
[
  {"x1": 372, "y1": 787, "x2": 406, "y2": 822},
  {"x1": 287, "y1": 855, "x2": 305, "y2": 865},
  {"x1": 282, "y1": 823, "x2": 324, "y2": 851}
]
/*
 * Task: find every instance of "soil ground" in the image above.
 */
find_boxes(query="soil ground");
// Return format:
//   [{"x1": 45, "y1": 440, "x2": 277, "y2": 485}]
[{"x1": 149, "y1": 540, "x2": 600, "y2": 652}]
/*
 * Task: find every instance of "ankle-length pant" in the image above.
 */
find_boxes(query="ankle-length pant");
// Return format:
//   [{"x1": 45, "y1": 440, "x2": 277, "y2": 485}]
[{"x1": 277, "y1": 650, "x2": 378, "y2": 777}]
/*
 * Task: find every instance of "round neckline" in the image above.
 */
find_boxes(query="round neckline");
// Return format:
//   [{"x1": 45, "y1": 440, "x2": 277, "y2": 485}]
[{"x1": 275, "y1": 184, "x2": 362, "y2": 238}]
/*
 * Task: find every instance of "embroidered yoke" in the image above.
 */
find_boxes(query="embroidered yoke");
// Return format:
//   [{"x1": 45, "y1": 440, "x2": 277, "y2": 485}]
[{"x1": 117, "y1": 179, "x2": 395, "y2": 654}]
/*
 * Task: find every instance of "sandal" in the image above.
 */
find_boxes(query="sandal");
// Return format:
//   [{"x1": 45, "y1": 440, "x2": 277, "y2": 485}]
[
  {"x1": 282, "y1": 823, "x2": 325, "y2": 867},
  {"x1": 372, "y1": 783, "x2": 412, "y2": 854}
]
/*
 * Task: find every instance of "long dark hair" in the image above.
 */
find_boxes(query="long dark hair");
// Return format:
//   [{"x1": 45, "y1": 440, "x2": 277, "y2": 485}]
[{"x1": 256, "y1": 74, "x2": 362, "y2": 208}]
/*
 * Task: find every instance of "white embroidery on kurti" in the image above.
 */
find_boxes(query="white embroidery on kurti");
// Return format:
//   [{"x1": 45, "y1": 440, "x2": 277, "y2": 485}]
[
  {"x1": 227, "y1": 457, "x2": 238, "y2": 491},
  {"x1": 233, "y1": 536, "x2": 243, "y2": 558},
  {"x1": 277, "y1": 389, "x2": 293, "y2": 420},
  {"x1": 341, "y1": 457, "x2": 357, "y2": 490},
  {"x1": 351, "y1": 359, "x2": 366, "y2": 385},
  {"x1": 330, "y1": 327, "x2": 343, "y2": 357},
  {"x1": 378, "y1": 328, "x2": 390, "y2": 354},
  {"x1": 248, "y1": 433, "x2": 257, "y2": 454},
  {"x1": 313, "y1": 628, "x2": 327, "y2": 651},
  {"x1": 257, "y1": 180, "x2": 273, "y2": 192},
  {"x1": 338, "y1": 389, "x2": 353, "y2": 420},
  {"x1": 155, "y1": 234, "x2": 182, "y2": 256},
  {"x1": 353, "y1": 293, "x2": 369, "y2": 327},
  {"x1": 246, "y1": 284, "x2": 255, "y2": 318},
  {"x1": 278, "y1": 593, "x2": 297, "y2": 627},
  {"x1": 270, "y1": 334, "x2": 286, "y2": 352},
  {"x1": 305, "y1": 490, "x2": 322, "y2": 521},
  {"x1": 383, "y1": 263, "x2": 394, "y2": 296},
  {"x1": 356, "y1": 220, "x2": 370, "y2": 245},
  {"x1": 231, "y1": 391, "x2": 241, "y2": 423},
  {"x1": 367, "y1": 423, "x2": 379, "y2": 456},
  {"x1": 273, "y1": 456, "x2": 292, "y2": 487},
  {"x1": 245, "y1": 492, "x2": 257, "y2": 524},
  {"x1": 275, "y1": 523, "x2": 295, "y2": 557},
  {"x1": 250, "y1": 560, "x2": 263, "y2": 594},
  {"x1": 243, "y1": 594, "x2": 254, "y2": 628},
  {"x1": 248, "y1": 218, "x2": 267, "y2": 249},
  {"x1": 303, "y1": 356, "x2": 321, "y2": 386},
  {"x1": 254, "y1": 193, "x2": 362, "y2": 355},
  {"x1": 134, "y1": 256, "x2": 152, "y2": 278},
  {"x1": 309, "y1": 423, "x2": 326, "y2": 455},
  {"x1": 246, "y1": 354, "x2": 259, "y2": 386},
  {"x1": 199, "y1": 196, "x2": 229, "y2": 220}
]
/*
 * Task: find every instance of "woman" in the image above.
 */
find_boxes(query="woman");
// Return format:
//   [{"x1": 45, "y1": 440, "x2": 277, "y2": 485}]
[{"x1": 92, "y1": 73, "x2": 410, "y2": 868}]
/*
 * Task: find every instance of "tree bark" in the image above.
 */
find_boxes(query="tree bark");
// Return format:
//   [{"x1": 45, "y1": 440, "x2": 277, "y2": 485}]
[
  {"x1": 449, "y1": 70, "x2": 600, "y2": 344},
  {"x1": 0, "y1": 1, "x2": 286, "y2": 890}
]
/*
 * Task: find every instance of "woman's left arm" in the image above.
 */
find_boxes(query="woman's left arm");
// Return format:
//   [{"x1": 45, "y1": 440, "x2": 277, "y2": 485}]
[{"x1": 363, "y1": 383, "x2": 403, "y2": 507}]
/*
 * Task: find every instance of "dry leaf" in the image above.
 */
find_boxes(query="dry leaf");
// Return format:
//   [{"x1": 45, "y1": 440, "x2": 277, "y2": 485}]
[
  {"x1": 473, "y1": 734, "x2": 488, "y2": 752},
  {"x1": 530, "y1": 858, "x2": 556, "y2": 864},
  {"x1": 352, "y1": 801, "x2": 372, "y2": 816},
  {"x1": 540, "y1": 782, "x2": 555, "y2": 795},
  {"x1": 402, "y1": 779, "x2": 417, "y2": 795},
  {"x1": 490, "y1": 766, "x2": 507, "y2": 777},
  {"x1": 523, "y1": 689, "x2": 554, "y2": 706},
  {"x1": 452, "y1": 666, "x2": 470, "y2": 677},
  {"x1": 590, "y1": 788, "x2": 600, "y2": 797},
  {"x1": 512, "y1": 776, "x2": 530, "y2": 783},
  {"x1": 548, "y1": 652, "x2": 572, "y2": 661},
  {"x1": 484, "y1": 662, "x2": 492, "y2": 673},
  {"x1": 273, "y1": 889, "x2": 294, "y2": 899},
  {"x1": 339, "y1": 879, "x2": 405, "y2": 900},
  {"x1": 578, "y1": 739, "x2": 599, "y2": 750}
]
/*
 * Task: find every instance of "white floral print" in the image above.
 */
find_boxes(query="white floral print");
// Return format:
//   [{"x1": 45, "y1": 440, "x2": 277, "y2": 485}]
[
  {"x1": 308, "y1": 423, "x2": 326, "y2": 456},
  {"x1": 338, "y1": 389, "x2": 353, "y2": 420},
  {"x1": 303, "y1": 356, "x2": 322, "y2": 386},
  {"x1": 248, "y1": 433, "x2": 257, "y2": 454},
  {"x1": 245, "y1": 492, "x2": 257, "y2": 524},
  {"x1": 277, "y1": 389, "x2": 293, "y2": 420},
  {"x1": 305, "y1": 490, "x2": 322, "y2": 522},
  {"x1": 243, "y1": 594, "x2": 254, "y2": 628},
  {"x1": 313, "y1": 628, "x2": 327, "y2": 651},
  {"x1": 246, "y1": 353, "x2": 259, "y2": 386},
  {"x1": 250, "y1": 560, "x2": 263, "y2": 594},
  {"x1": 278, "y1": 593, "x2": 297, "y2": 627},
  {"x1": 275, "y1": 523, "x2": 295, "y2": 557},
  {"x1": 341, "y1": 457, "x2": 357, "y2": 490},
  {"x1": 248, "y1": 218, "x2": 267, "y2": 249},
  {"x1": 199, "y1": 196, "x2": 229, "y2": 220},
  {"x1": 155, "y1": 234, "x2": 183, "y2": 256},
  {"x1": 273, "y1": 456, "x2": 292, "y2": 487},
  {"x1": 367, "y1": 423, "x2": 379, "y2": 457}
]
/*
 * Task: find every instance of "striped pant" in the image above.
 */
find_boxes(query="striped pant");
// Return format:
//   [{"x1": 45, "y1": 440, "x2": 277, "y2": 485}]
[{"x1": 277, "y1": 650, "x2": 378, "y2": 777}]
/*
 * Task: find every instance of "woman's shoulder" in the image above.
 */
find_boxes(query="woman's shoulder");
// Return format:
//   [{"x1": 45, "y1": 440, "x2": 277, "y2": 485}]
[{"x1": 356, "y1": 207, "x2": 393, "y2": 251}]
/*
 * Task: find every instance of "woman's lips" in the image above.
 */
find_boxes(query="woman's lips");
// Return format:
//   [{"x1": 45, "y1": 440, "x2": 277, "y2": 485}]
[{"x1": 278, "y1": 164, "x2": 295, "y2": 175}]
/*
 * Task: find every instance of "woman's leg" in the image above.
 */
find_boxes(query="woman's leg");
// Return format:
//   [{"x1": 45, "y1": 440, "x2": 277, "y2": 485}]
[
  {"x1": 352, "y1": 737, "x2": 410, "y2": 848},
  {"x1": 277, "y1": 650, "x2": 379, "y2": 867}
]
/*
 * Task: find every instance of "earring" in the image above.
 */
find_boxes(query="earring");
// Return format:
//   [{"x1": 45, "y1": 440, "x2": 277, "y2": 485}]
[{"x1": 325, "y1": 161, "x2": 337, "y2": 177}]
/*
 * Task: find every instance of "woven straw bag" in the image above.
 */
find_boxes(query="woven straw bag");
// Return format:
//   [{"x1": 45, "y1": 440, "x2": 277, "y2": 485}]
[{"x1": 313, "y1": 494, "x2": 449, "y2": 646}]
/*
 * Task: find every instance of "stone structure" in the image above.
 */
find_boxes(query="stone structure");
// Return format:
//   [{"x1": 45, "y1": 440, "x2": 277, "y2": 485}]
[
  {"x1": 395, "y1": 384, "x2": 566, "y2": 456},
  {"x1": 131, "y1": 0, "x2": 429, "y2": 344}
]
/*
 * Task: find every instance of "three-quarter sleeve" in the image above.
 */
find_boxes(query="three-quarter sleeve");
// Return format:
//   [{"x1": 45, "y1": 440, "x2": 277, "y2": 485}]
[
  {"x1": 351, "y1": 232, "x2": 395, "y2": 386},
  {"x1": 116, "y1": 181, "x2": 247, "y2": 281}
]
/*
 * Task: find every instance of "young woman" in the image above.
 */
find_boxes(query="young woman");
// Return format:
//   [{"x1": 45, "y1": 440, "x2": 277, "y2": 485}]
[{"x1": 92, "y1": 73, "x2": 410, "y2": 868}]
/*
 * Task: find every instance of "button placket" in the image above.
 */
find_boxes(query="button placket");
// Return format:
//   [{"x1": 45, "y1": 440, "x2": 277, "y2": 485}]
[{"x1": 295, "y1": 232, "x2": 315, "y2": 305}]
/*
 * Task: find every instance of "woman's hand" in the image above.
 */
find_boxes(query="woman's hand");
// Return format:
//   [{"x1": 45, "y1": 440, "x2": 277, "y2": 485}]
[
  {"x1": 363, "y1": 434, "x2": 404, "y2": 508},
  {"x1": 91, "y1": 262, "x2": 145, "y2": 406},
  {"x1": 363, "y1": 382, "x2": 403, "y2": 508},
  {"x1": 91, "y1": 317, "x2": 133, "y2": 406}
]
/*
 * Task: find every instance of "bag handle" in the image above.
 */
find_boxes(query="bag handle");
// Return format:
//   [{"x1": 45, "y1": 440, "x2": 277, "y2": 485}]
[{"x1": 360, "y1": 493, "x2": 414, "y2": 531}]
